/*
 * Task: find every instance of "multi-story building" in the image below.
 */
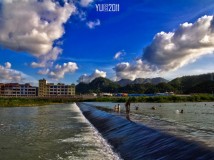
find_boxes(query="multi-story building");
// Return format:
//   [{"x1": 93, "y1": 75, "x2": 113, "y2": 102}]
[
  {"x1": 0, "y1": 83, "x2": 4, "y2": 96},
  {"x1": 0, "y1": 83, "x2": 37, "y2": 97},
  {"x1": 38, "y1": 79, "x2": 47, "y2": 97},
  {"x1": 38, "y1": 79, "x2": 75, "y2": 97}
]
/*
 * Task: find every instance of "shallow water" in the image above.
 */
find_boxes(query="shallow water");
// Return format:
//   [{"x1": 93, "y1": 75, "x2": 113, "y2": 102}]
[
  {"x1": 86, "y1": 102, "x2": 214, "y2": 149},
  {"x1": 0, "y1": 103, "x2": 121, "y2": 160},
  {"x1": 78, "y1": 102, "x2": 214, "y2": 160}
]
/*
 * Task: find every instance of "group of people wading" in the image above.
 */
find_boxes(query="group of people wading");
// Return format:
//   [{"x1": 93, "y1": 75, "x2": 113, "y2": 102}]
[
  {"x1": 113, "y1": 100, "x2": 185, "y2": 121},
  {"x1": 114, "y1": 100, "x2": 131, "y2": 120}
]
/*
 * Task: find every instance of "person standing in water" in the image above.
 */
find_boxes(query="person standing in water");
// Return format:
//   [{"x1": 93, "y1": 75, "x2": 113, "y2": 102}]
[
  {"x1": 117, "y1": 104, "x2": 121, "y2": 112},
  {"x1": 125, "y1": 100, "x2": 131, "y2": 120},
  {"x1": 135, "y1": 105, "x2": 139, "y2": 110},
  {"x1": 125, "y1": 100, "x2": 131, "y2": 114},
  {"x1": 114, "y1": 104, "x2": 121, "y2": 112},
  {"x1": 114, "y1": 105, "x2": 117, "y2": 112}
]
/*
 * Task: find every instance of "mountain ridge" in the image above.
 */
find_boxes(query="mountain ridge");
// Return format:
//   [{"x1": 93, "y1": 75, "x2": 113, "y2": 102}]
[
  {"x1": 76, "y1": 73, "x2": 214, "y2": 94},
  {"x1": 114, "y1": 77, "x2": 169, "y2": 87}
]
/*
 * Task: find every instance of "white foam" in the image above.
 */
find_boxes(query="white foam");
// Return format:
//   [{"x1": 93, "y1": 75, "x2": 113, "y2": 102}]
[
  {"x1": 73, "y1": 103, "x2": 122, "y2": 160},
  {"x1": 59, "y1": 103, "x2": 122, "y2": 160}
]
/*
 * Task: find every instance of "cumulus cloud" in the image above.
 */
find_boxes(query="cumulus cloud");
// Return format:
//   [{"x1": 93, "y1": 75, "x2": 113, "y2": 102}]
[
  {"x1": 0, "y1": 0, "x2": 75, "y2": 66},
  {"x1": 114, "y1": 15, "x2": 214, "y2": 80},
  {"x1": 38, "y1": 62, "x2": 78, "y2": 79},
  {"x1": 5, "y1": 62, "x2": 12, "y2": 69},
  {"x1": 38, "y1": 68, "x2": 50, "y2": 75},
  {"x1": 143, "y1": 15, "x2": 214, "y2": 71},
  {"x1": 77, "y1": 69, "x2": 106, "y2": 83},
  {"x1": 114, "y1": 59, "x2": 157, "y2": 80},
  {"x1": 114, "y1": 50, "x2": 126, "y2": 60},
  {"x1": 0, "y1": 62, "x2": 25, "y2": 82},
  {"x1": 80, "y1": 0, "x2": 94, "y2": 7},
  {"x1": 31, "y1": 47, "x2": 62, "y2": 68},
  {"x1": 86, "y1": 19, "x2": 100, "y2": 29}
]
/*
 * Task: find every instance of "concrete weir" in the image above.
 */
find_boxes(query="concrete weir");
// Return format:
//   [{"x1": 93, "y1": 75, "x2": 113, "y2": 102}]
[{"x1": 77, "y1": 103, "x2": 214, "y2": 160}]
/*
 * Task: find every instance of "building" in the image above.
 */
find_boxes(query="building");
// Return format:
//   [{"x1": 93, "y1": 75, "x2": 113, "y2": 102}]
[
  {"x1": 0, "y1": 83, "x2": 4, "y2": 96},
  {"x1": 0, "y1": 83, "x2": 37, "y2": 97},
  {"x1": 99, "y1": 93, "x2": 113, "y2": 97},
  {"x1": 38, "y1": 79, "x2": 47, "y2": 97},
  {"x1": 38, "y1": 79, "x2": 75, "y2": 97}
]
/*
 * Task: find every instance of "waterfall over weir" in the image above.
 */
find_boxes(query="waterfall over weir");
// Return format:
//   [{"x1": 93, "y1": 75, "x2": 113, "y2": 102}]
[{"x1": 77, "y1": 103, "x2": 214, "y2": 160}]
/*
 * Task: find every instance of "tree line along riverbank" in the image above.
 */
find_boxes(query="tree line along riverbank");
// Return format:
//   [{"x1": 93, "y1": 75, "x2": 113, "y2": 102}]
[
  {"x1": 84, "y1": 94, "x2": 214, "y2": 103},
  {"x1": 0, "y1": 94, "x2": 214, "y2": 107},
  {"x1": 0, "y1": 97, "x2": 76, "y2": 107}
]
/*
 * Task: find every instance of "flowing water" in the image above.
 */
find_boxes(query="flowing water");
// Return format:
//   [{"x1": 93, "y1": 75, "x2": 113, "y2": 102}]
[
  {"x1": 85, "y1": 102, "x2": 214, "y2": 149},
  {"x1": 0, "y1": 103, "x2": 121, "y2": 160},
  {"x1": 0, "y1": 102, "x2": 213, "y2": 160}
]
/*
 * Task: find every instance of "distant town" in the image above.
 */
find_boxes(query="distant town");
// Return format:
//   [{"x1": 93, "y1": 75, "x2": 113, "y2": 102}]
[
  {"x1": 0, "y1": 72, "x2": 214, "y2": 98},
  {"x1": 0, "y1": 79, "x2": 75, "y2": 97},
  {"x1": 0, "y1": 78, "x2": 172, "y2": 98}
]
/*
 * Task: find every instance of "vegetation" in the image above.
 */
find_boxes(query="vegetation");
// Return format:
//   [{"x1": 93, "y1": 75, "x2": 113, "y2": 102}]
[
  {"x1": 169, "y1": 73, "x2": 214, "y2": 94},
  {"x1": 1, "y1": 73, "x2": 214, "y2": 107},
  {"x1": 0, "y1": 97, "x2": 76, "y2": 107},
  {"x1": 76, "y1": 77, "x2": 175, "y2": 94},
  {"x1": 117, "y1": 77, "x2": 168, "y2": 86},
  {"x1": 82, "y1": 94, "x2": 214, "y2": 103},
  {"x1": 76, "y1": 73, "x2": 214, "y2": 94},
  {"x1": 1, "y1": 93, "x2": 214, "y2": 107},
  {"x1": 76, "y1": 77, "x2": 120, "y2": 94}
]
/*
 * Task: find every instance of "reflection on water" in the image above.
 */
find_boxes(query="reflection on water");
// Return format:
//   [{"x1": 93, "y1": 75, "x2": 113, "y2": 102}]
[
  {"x1": 0, "y1": 103, "x2": 121, "y2": 160},
  {"x1": 86, "y1": 102, "x2": 214, "y2": 149},
  {"x1": 125, "y1": 114, "x2": 131, "y2": 121}
]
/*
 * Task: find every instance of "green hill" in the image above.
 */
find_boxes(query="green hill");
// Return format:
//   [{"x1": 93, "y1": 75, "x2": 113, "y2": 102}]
[
  {"x1": 169, "y1": 73, "x2": 214, "y2": 93},
  {"x1": 186, "y1": 81, "x2": 214, "y2": 94},
  {"x1": 76, "y1": 73, "x2": 214, "y2": 94},
  {"x1": 76, "y1": 77, "x2": 119, "y2": 94}
]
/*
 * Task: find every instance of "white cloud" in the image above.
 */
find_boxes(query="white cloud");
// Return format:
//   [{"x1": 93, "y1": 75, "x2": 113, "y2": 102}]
[
  {"x1": 38, "y1": 62, "x2": 78, "y2": 79},
  {"x1": 78, "y1": 69, "x2": 106, "y2": 83},
  {"x1": 31, "y1": 47, "x2": 62, "y2": 68},
  {"x1": 0, "y1": 0, "x2": 76, "y2": 66},
  {"x1": 75, "y1": 10, "x2": 87, "y2": 21},
  {"x1": 114, "y1": 59, "x2": 158, "y2": 80},
  {"x1": 143, "y1": 15, "x2": 214, "y2": 71},
  {"x1": 5, "y1": 62, "x2": 12, "y2": 69},
  {"x1": 114, "y1": 50, "x2": 126, "y2": 60},
  {"x1": 80, "y1": 0, "x2": 94, "y2": 7},
  {"x1": 38, "y1": 68, "x2": 50, "y2": 75},
  {"x1": 0, "y1": 62, "x2": 25, "y2": 82},
  {"x1": 86, "y1": 19, "x2": 100, "y2": 29},
  {"x1": 114, "y1": 15, "x2": 214, "y2": 80}
]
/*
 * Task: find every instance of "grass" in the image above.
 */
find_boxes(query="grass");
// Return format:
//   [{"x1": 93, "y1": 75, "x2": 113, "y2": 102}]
[
  {"x1": 83, "y1": 94, "x2": 214, "y2": 103},
  {"x1": 0, "y1": 97, "x2": 76, "y2": 107},
  {"x1": 1, "y1": 94, "x2": 214, "y2": 107}
]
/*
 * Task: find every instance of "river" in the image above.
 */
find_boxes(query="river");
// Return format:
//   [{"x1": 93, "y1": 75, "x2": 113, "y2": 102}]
[
  {"x1": 85, "y1": 102, "x2": 214, "y2": 149},
  {"x1": 0, "y1": 102, "x2": 213, "y2": 159},
  {"x1": 0, "y1": 103, "x2": 121, "y2": 160}
]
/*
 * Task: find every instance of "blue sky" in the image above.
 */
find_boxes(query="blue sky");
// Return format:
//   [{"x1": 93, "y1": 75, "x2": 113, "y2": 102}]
[{"x1": 0, "y1": 0, "x2": 214, "y2": 85}]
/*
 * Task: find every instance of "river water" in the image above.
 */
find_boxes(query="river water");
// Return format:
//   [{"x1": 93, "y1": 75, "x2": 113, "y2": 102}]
[
  {"x1": 86, "y1": 102, "x2": 214, "y2": 149},
  {"x1": 0, "y1": 103, "x2": 121, "y2": 160},
  {"x1": 0, "y1": 102, "x2": 213, "y2": 159}
]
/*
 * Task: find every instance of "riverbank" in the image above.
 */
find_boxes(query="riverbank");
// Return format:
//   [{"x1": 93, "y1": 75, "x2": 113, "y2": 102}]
[
  {"x1": 0, "y1": 97, "x2": 76, "y2": 107},
  {"x1": 1, "y1": 94, "x2": 214, "y2": 107},
  {"x1": 84, "y1": 94, "x2": 214, "y2": 103}
]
